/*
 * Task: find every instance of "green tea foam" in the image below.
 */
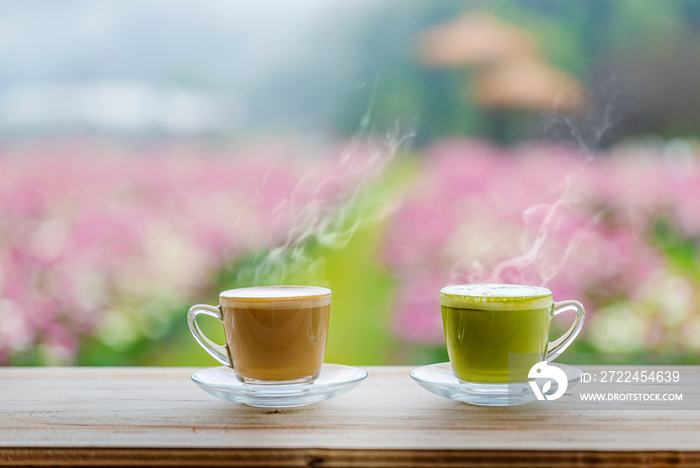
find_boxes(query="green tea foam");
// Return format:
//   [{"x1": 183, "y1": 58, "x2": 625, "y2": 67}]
[{"x1": 440, "y1": 284, "x2": 553, "y2": 311}]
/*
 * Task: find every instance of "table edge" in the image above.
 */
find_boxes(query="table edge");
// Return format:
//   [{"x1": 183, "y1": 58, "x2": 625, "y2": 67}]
[{"x1": 1, "y1": 447, "x2": 698, "y2": 467}]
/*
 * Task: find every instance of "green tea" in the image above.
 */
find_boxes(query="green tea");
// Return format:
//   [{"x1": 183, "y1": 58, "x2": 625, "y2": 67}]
[{"x1": 441, "y1": 284, "x2": 553, "y2": 383}]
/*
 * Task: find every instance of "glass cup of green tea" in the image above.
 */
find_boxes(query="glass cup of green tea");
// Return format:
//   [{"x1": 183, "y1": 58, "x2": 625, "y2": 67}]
[
  {"x1": 188, "y1": 285, "x2": 331, "y2": 385},
  {"x1": 440, "y1": 284, "x2": 585, "y2": 384}
]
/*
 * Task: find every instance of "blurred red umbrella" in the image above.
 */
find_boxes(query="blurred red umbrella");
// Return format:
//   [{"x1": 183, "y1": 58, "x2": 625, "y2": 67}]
[
  {"x1": 418, "y1": 12, "x2": 585, "y2": 114},
  {"x1": 417, "y1": 13, "x2": 537, "y2": 67},
  {"x1": 472, "y1": 56, "x2": 585, "y2": 113}
]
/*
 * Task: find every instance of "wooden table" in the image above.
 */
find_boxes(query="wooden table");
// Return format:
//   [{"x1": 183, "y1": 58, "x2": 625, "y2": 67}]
[{"x1": 1, "y1": 366, "x2": 699, "y2": 467}]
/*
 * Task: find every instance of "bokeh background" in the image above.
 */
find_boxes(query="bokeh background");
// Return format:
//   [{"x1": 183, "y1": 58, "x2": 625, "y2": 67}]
[{"x1": 2, "y1": 0, "x2": 700, "y2": 366}]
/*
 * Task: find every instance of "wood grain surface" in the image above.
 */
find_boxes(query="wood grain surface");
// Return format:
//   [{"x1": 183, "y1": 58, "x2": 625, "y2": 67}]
[{"x1": 1, "y1": 366, "x2": 699, "y2": 467}]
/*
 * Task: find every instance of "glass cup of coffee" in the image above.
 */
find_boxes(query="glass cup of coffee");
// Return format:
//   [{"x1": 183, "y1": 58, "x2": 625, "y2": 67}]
[
  {"x1": 188, "y1": 285, "x2": 331, "y2": 385},
  {"x1": 440, "y1": 284, "x2": 585, "y2": 384}
]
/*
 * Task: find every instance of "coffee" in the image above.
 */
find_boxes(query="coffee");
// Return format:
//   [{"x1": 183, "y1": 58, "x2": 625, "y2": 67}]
[
  {"x1": 440, "y1": 284, "x2": 585, "y2": 384},
  {"x1": 224, "y1": 290, "x2": 330, "y2": 381},
  {"x1": 188, "y1": 285, "x2": 331, "y2": 385}
]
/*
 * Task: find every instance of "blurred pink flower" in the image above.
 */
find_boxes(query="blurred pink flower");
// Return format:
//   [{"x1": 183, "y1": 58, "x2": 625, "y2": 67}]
[{"x1": 0, "y1": 139, "x2": 356, "y2": 363}]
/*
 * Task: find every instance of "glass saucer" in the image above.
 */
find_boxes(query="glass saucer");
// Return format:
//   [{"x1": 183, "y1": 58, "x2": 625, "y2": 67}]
[
  {"x1": 411, "y1": 362, "x2": 582, "y2": 407},
  {"x1": 192, "y1": 363, "x2": 367, "y2": 408}
]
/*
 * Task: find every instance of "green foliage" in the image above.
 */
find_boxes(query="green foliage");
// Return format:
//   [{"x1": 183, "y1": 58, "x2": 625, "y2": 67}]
[
  {"x1": 653, "y1": 218, "x2": 700, "y2": 277},
  {"x1": 336, "y1": 0, "x2": 700, "y2": 145},
  {"x1": 609, "y1": 1, "x2": 690, "y2": 53}
]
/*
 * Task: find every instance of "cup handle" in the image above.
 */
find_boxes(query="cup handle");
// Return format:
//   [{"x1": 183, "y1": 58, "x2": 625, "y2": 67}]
[
  {"x1": 546, "y1": 300, "x2": 585, "y2": 362},
  {"x1": 187, "y1": 304, "x2": 231, "y2": 367}
]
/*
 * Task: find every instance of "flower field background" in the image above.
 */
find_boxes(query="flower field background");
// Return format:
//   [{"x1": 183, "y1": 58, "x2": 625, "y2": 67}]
[{"x1": 2, "y1": 138, "x2": 699, "y2": 366}]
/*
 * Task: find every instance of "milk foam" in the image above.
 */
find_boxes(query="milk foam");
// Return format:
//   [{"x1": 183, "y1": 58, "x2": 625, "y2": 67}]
[{"x1": 220, "y1": 285, "x2": 332, "y2": 308}]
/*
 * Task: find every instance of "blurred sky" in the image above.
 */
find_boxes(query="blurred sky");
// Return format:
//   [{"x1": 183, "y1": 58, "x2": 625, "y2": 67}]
[{"x1": 0, "y1": 0, "x2": 377, "y2": 138}]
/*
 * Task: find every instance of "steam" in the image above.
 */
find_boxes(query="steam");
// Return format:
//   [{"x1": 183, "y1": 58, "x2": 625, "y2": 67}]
[
  {"x1": 233, "y1": 114, "x2": 416, "y2": 287},
  {"x1": 453, "y1": 87, "x2": 622, "y2": 288},
  {"x1": 452, "y1": 175, "x2": 602, "y2": 287},
  {"x1": 542, "y1": 78, "x2": 626, "y2": 152}
]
